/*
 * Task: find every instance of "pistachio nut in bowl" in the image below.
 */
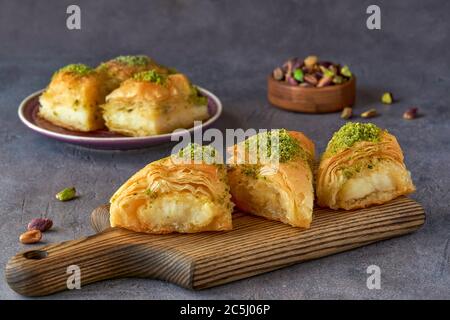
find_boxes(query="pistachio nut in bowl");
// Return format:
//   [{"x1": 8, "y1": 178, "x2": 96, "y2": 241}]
[{"x1": 268, "y1": 56, "x2": 356, "y2": 113}]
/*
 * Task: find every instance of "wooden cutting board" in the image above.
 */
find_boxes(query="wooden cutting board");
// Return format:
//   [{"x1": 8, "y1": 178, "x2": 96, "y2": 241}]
[{"x1": 6, "y1": 196, "x2": 425, "y2": 297}]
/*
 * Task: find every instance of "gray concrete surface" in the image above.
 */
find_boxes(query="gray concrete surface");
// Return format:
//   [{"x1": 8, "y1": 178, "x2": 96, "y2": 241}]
[{"x1": 0, "y1": 0, "x2": 449, "y2": 299}]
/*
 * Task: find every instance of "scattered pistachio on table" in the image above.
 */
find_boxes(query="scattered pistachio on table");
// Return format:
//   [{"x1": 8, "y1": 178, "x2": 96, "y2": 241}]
[
  {"x1": 403, "y1": 108, "x2": 418, "y2": 120},
  {"x1": 381, "y1": 92, "x2": 394, "y2": 104},
  {"x1": 361, "y1": 108, "x2": 377, "y2": 118},
  {"x1": 28, "y1": 218, "x2": 53, "y2": 232},
  {"x1": 340, "y1": 107, "x2": 353, "y2": 119},
  {"x1": 272, "y1": 56, "x2": 353, "y2": 87},
  {"x1": 19, "y1": 229, "x2": 42, "y2": 244},
  {"x1": 55, "y1": 187, "x2": 77, "y2": 201}
]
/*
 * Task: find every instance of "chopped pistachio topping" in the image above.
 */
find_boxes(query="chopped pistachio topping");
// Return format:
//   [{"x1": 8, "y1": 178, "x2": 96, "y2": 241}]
[
  {"x1": 245, "y1": 129, "x2": 307, "y2": 164},
  {"x1": 241, "y1": 165, "x2": 260, "y2": 178},
  {"x1": 189, "y1": 86, "x2": 208, "y2": 105},
  {"x1": 114, "y1": 55, "x2": 150, "y2": 66},
  {"x1": 326, "y1": 122, "x2": 383, "y2": 155},
  {"x1": 177, "y1": 143, "x2": 217, "y2": 163},
  {"x1": 133, "y1": 70, "x2": 166, "y2": 84},
  {"x1": 57, "y1": 64, "x2": 93, "y2": 77}
]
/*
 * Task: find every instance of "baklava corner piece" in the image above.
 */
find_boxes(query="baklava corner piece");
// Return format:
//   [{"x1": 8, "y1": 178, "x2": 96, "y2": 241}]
[
  {"x1": 316, "y1": 122, "x2": 415, "y2": 210},
  {"x1": 38, "y1": 64, "x2": 106, "y2": 132},
  {"x1": 227, "y1": 129, "x2": 315, "y2": 228},
  {"x1": 109, "y1": 144, "x2": 233, "y2": 234},
  {"x1": 101, "y1": 70, "x2": 209, "y2": 137}
]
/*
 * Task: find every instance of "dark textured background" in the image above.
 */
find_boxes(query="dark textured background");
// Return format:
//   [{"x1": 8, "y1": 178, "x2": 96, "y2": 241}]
[{"x1": 0, "y1": 0, "x2": 449, "y2": 299}]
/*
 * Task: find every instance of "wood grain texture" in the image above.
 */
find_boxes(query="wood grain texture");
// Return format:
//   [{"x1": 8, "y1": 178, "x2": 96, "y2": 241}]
[
  {"x1": 5, "y1": 196, "x2": 424, "y2": 297},
  {"x1": 267, "y1": 75, "x2": 356, "y2": 113}
]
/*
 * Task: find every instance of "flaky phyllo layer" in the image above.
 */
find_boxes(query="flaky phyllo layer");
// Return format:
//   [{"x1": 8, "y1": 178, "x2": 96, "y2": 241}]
[
  {"x1": 39, "y1": 64, "x2": 107, "y2": 132},
  {"x1": 101, "y1": 71, "x2": 209, "y2": 136},
  {"x1": 110, "y1": 151, "x2": 233, "y2": 234},
  {"x1": 227, "y1": 129, "x2": 315, "y2": 228},
  {"x1": 317, "y1": 123, "x2": 415, "y2": 210}
]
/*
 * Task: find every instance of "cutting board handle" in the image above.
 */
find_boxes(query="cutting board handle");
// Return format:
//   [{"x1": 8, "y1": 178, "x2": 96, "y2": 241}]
[
  {"x1": 6, "y1": 197, "x2": 425, "y2": 297},
  {"x1": 5, "y1": 227, "x2": 194, "y2": 297}
]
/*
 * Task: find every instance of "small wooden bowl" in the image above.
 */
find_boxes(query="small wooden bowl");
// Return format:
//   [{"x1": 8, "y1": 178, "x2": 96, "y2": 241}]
[{"x1": 267, "y1": 75, "x2": 356, "y2": 113}]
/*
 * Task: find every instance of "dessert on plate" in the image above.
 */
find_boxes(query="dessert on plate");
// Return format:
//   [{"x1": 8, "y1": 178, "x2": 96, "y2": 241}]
[
  {"x1": 38, "y1": 55, "x2": 210, "y2": 136},
  {"x1": 100, "y1": 70, "x2": 209, "y2": 137},
  {"x1": 38, "y1": 63, "x2": 107, "y2": 132}
]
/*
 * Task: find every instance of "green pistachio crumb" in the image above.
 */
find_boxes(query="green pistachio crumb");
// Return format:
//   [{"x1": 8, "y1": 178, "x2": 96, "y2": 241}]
[
  {"x1": 114, "y1": 55, "x2": 150, "y2": 66},
  {"x1": 244, "y1": 129, "x2": 309, "y2": 164},
  {"x1": 133, "y1": 70, "x2": 166, "y2": 84},
  {"x1": 241, "y1": 165, "x2": 260, "y2": 178},
  {"x1": 56, "y1": 64, "x2": 93, "y2": 77},
  {"x1": 326, "y1": 122, "x2": 383, "y2": 155},
  {"x1": 178, "y1": 143, "x2": 217, "y2": 163},
  {"x1": 189, "y1": 86, "x2": 208, "y2": 105}
]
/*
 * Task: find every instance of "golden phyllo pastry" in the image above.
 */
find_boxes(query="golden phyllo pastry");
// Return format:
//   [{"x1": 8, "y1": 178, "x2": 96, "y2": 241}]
[
  {"x1": 110, "y1": 144, "x2": 233, "y2": 234},
  {"x1": 227, "y1": 129, "x2": 315, "y2": 228},
  {"x1": 96, "y1": 55, "x2": 170, "y2": 92},
  {"x1": 101, "y1": 70, "x2": 209, "y2": 136},
  {"x1": 316, "y1": 122, "x2": 415, "y2": 210},
  {"x1": 39, "y1": 64, "x2": 106, "y2": 132}
]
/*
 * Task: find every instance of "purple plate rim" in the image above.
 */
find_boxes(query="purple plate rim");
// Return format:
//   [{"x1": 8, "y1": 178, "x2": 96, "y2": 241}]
[{"x1": 18, "y1": 87, "x2": 222, "y2": 146}]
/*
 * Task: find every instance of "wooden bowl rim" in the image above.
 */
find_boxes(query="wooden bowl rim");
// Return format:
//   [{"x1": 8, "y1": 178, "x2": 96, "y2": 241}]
[{"x1": 267, "y1": 74, "x2": 356, "y2": 92}]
